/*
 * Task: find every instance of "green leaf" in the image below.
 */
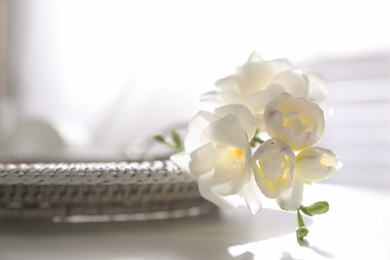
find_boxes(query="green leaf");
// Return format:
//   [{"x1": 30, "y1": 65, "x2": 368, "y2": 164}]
[
  {"x1": 300, "y1": 201, "x2": 329, "y2": 216},
  {"x1": 154, "y1": 131, "x2": 184, "y2": 151},
  {"x1": 171, "y1": 130, "x2": 182, "y2": 149},
  {"x1": 154, "y1": 135, "x2": 166, "y2": 143}
]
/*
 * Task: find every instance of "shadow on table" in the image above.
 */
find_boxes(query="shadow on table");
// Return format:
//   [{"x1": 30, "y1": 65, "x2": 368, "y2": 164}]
[{"x1": 0, "y1": 206, "x2": 315, "y2": 260}]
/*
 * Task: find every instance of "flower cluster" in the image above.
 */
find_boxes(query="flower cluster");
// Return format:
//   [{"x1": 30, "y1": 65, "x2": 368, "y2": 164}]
[{"x1": 160, "y1": 52, "x2": 342, "y2": 240}]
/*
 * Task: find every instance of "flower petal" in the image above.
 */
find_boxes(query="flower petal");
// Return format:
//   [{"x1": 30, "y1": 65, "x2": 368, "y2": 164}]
[
  {"x1": 246, "y1": 84, "x2": 286, "y2": 115},
  {"x1": 198, "y1": 171, "x2": 242, "y2": 210},
  {"x1": 214, "y1": 104, "x2": 257, "y2": 140},
  {"x1": 277, "y1": 177, "x2": 304, "y2": 211},
  {"x1": 170, "y1": 152, "x2": 191, "y2": 173},
  {"x1": 268, "y1": 58, "x2": 294, "y2": 71},
  {"x1": 242, "y1": 175, "x2": 263, "y2": 214},
  {"x1": 212, "y1": 180, "x2": 242, "y2": 197},
  {"x1": 306, "y1": 71, "x2": 328, "y2": 102},
  {"x1": 199, "y1": 91, "x2": 224, "y2": 110},
  {"x1": 211, "y1": 144, "x2": 251, "y2": 196},
  {"x1": 201, "y1": 114, "x2": 249, "y2": 151},
  {"x1": 215, "y1": 76, "x2": 246, "y2": 105},
  {"x1": 184, "y1": 111, "x2": 216, "y2": 152},
  {"x1": 272, "y1": 69, "x2": 309, "y2": 98},
  {"x1": 235, "y1": 58, "x2": 276, "y2": 96},
  {"x1": 189, "y1": 142, "x2": 216, "y2": 178},
  {"x1": 247, "y1": 51, "x2": 263, "y2": 62}
]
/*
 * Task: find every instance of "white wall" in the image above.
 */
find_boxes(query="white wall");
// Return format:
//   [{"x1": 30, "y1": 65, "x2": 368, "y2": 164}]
[{"x1": 3, "y1": 0, "x2": 390, "y2": 186}]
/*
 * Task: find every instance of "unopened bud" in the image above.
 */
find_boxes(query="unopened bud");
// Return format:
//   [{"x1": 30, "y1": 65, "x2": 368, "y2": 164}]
[{"x1": 296, "y1": 227, "x2": 309, "y2": 240}]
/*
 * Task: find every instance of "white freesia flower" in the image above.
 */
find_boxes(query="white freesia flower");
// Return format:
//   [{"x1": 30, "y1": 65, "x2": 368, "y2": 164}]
[
  {"x1": 171, "y1": 104, "x2": 262, "y2": 214},
  {"x1": 201, "y1": 52, "x2": 330, "y2": 120},
  {"x1": 164, "y1": 51, "x2": 342, "y2": 240},
  {"x1": 264, "y1": 93, "x2": 325, "y2": 151},
  {"x1": 252, "y1": 138, "x2": 295, "y2": 198},
  {"x1": 277, "y1": 147, "x2": 343, "y2": 211}
]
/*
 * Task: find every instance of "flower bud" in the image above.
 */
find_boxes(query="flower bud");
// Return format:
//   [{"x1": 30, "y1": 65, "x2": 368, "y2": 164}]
[
  {"x1": 252, "y1": 138, "x2": 295, "y2": 198},
  {"x1": 296, "y1": 227, "x2": 309, "y2": 240},
  {"x1": 296, "y1": 147, "x2": 343, "y2": 183},
  {"x1": 264, "y1": 93, "x2": 325, "y2": 151}
]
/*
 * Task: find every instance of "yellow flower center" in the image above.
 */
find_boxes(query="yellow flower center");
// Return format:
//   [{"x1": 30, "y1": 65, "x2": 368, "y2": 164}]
[
  {"x1": 229, "y1": 148, "x2": 244, "y2": 159},
  {"x1": 213, "y1": 146, "x2": 247, "y2": 184}
]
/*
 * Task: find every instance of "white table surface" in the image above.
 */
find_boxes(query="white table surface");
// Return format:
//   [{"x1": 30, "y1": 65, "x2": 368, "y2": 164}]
[{"x1": 0, "y1": 183, "x2": 389, "y2": 260}]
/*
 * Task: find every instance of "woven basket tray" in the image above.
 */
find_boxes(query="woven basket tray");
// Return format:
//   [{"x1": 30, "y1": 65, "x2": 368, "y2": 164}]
[{"x1": 0, "y1": 160, "x2": 215, "y2": 221}]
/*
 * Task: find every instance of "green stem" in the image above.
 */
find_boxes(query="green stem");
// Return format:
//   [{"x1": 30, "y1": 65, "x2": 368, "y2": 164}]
[
  {"x1": 296, "y1": 208, "x2": 309, "y2": 240},
  {"x1": 297, "y1": 208, "x2": 305, "y2": 227},
  {"x1": 250, "y1": 136, "x2": 264, "y2": 147},
  {"x1": 253, "y1": 137, "x2": 264, "y2": 144}
]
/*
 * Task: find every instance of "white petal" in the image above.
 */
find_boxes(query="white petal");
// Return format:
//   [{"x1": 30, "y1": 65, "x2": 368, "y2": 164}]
[
  {"x1": 199, "y1": 91, "x2": 224, "y2": 110},
  {"x1": 212, "y1": 180, "x2": 242, "y2": 196},
  {"x1": 242, "y1": 175, "x2": 263, "y2": 214},
  {"x1": 267, "y1": 58, "x2": 294, "y2": 72},
  {"x1": 184, "y1": 111, "x2": 216, "y2": 152},
  {"x1": 264, "y1": 83, "x2": 287, "y2": 100},
  {"x1": 211, "y1": 144, "x2": 251, "y2": 196},
  {"x1": 317, "y1": 100, "x2": 332, "y2": 120},
  {"x1": 254, "y1": 115, "x2": 265, "y2": 130},
  {"x1": 246, "y1": 84, "x2": 285, "y2": 115},
  {"x1": 277, "y1": 177, "x2": 304, "y2": 211},
  {"x1": 272, "y1": 69, "x2": 309, "y2": 98},
  {"x1": 247, "y1": 51, "x2": 263, "y2": 62},
  {"x1": 215, "y1": 76, "x2": 246, "y2": 105},
  {"x1": 306, "y1": 71, "x2": 328, "y2": 102},
  {"x1": 199, "y1": 90, "x2": 222, "y2": 102},
  {"x1": 246, "y1": 90, "x2": 272, "y2": 115},
  {"x1": 189, "y1": 143, "x2": 216, "y2": 178},
  {"x1": 201, "y1": 114, "x2": 248, "y2": 151},
  {"x1": 214, "y1": 104, "x2": 257, "y2": 140},
  {"x1": 198, "y1": 171, "x2": 241, "y2": 210},
  {"x1": 235, "y1": 59, "x2": 274, "y2": 96},
  {"x1": 170, "y1": 152, "x2": 191, "y2": 173},
  {"x1": 215, "y1": 75, "x2": 238, "y2": 90}
]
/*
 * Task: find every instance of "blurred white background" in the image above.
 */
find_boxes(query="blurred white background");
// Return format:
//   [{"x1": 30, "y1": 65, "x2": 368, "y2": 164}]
[{"x1": 1, "y1": 0, "x2": 389, "y2": 186}]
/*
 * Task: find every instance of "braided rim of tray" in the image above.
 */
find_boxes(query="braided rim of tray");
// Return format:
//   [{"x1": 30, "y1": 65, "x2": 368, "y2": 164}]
[{"x1": 0, "y1": 160, "x2": 216, "y2": 221}]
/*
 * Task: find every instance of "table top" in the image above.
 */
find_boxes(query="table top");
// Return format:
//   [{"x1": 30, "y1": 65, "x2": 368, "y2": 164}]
[{"x1": 0, "y1": 183, "x2": 389, "y2": 260}]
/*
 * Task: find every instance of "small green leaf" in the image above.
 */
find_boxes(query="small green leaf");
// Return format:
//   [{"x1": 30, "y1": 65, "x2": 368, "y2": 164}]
[
  {"x1": 300, "y1": 201, "x2": 329, "y2": 216},
  {"x1": 154, "y1": 131, "x2": 184, "y2": 151},
  {"x1": 154, "y1": 135, "x2": 166, "y2": 143},
  {"x1": 296, "y1": 227, "x2": 309, "y2": 240},
  {"x1": 171, "y1": 130, "x2": 182, "y2": 149}
]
